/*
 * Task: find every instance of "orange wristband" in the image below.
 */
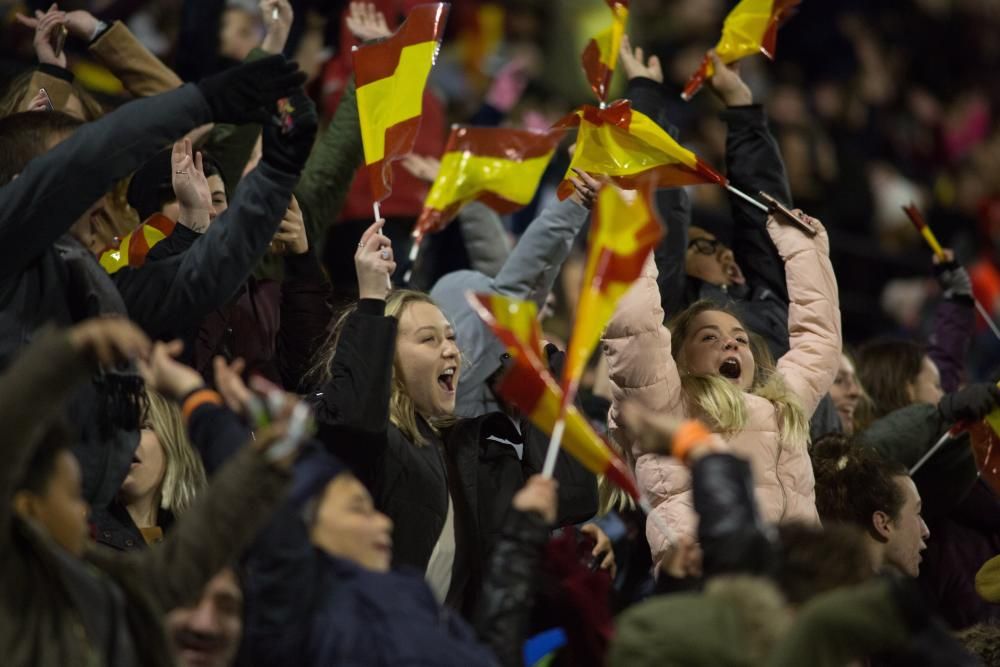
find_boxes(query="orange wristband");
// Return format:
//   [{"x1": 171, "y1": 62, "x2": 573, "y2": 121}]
[
  {"x1": 182, "y1": 389, "x2": 224, "y2": 422},
  {"x1": 672, "y1": 420, "x2": 713, "y2": 462}
]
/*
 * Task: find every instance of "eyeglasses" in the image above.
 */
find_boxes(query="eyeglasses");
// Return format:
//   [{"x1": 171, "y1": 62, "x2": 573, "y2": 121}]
[{"x1": 687, "y1": 238, "x2": 723, "y2": 256}]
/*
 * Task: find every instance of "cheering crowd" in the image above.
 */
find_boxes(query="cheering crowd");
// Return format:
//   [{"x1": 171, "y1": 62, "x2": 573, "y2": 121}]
[{"x1": 3, "y1": 0, "x2": 1000, "y2": 665}]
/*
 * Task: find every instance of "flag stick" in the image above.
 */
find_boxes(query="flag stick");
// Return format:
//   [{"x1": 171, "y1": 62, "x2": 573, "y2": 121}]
[
  {"x1": 724, "y1": 183, "x2": 768, "y2": 213},
  {"x1": 910, "y1": 429, "x2": 956, "y2": 475},
  {"x1": 903, "y1": 204, "x2": 1000, "y2": 343},
  {"x1": 373, "y1": 201, "x2": 391, "y2": 292},
  {"x1": 402, "y1": 234, "x2": 422, "y2": 285},
  {"x1": 541, "y1": 417, "x2": 566, "y2": 478}
]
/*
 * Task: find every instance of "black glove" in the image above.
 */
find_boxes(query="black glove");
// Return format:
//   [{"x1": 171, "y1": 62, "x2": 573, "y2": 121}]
[
  {"x1": 938, "y1": 383, "x2": 1000, "y2": 423},
  {"x1": 196, "y1": 55, "x2": 306, "y2": 125},
  {"x1": 933, "y1": 259, "x2": 974, "y2": 303},
  {"x1": 260, "y1": 88, "x2": 318, "y2": 174}
]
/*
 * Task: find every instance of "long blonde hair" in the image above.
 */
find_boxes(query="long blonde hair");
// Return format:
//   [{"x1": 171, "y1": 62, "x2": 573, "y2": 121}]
[
  {"x1": 670, "y1": 301, "x2": 809, "y2": 446},
  {"x1": 308, "y1": 290, "x2": 454, "y2": 446},
  {"x1": 145, "y1": 390, "x2": 206, "y2": 515},
  {"x1": 599, "y1": 301, "x2": 809, "y2": 515}
]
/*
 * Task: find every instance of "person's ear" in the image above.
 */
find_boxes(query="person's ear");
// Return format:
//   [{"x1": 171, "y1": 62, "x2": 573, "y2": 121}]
[
  {"x1": 872, "y1": 509, "x2": 892, "y2": 542},
  {"x1": 12, "y1": 490, "x2": 36, "y2": 519}
]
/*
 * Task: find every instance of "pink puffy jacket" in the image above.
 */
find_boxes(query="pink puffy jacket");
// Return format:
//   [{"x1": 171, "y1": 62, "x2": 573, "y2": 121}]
[{"x1": 603, "y1": 215, "x2": 841, "y2": 562}]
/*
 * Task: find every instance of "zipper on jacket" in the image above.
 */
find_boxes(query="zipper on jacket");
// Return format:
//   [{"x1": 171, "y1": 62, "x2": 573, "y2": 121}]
[{"x1": 776, "y1": 439, "x2": 788, "y2": 520}]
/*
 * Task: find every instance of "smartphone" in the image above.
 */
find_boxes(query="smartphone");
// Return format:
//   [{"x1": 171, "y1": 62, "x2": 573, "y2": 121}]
[
  {"x1": 759, "y1": 191, "x2": 817, "y2": 237},
  {"x1": 39, "y1": 88, "x2": 54, "y2": 111},
  {"x1": 50, "y1": 24, "x2": 68, "y2": 58}
]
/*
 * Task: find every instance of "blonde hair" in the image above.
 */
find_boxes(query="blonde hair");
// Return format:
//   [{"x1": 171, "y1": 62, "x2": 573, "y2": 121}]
[
  {"x1": 599, "y1": 301, "x2": 809, "y2": 515},
  {"x1": 671, "y1": 301, "x2": 809, "y2": 446},
  {"x1": 145, "y1": 390, "x2": 206, "y2": 515},
  {"x1": 308, "y1": 290, "x2": 455, "y2": 446}
]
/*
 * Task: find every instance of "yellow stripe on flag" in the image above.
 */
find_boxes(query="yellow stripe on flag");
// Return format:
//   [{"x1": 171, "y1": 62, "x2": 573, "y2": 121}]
[
  {"x1": 356, "y1": 40, "x2": 440, "y2": 166},
  {"x1": 425, "y1": 151, "x2": 552, "y2": 211}
]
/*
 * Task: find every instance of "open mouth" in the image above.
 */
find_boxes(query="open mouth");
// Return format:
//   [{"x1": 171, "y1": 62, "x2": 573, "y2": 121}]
[
  {"x1": 726, "y1": 262, "x2": 746, "y2": 285},
  {"x1": 719, "y1": 357, "x2": 742, "y2": 380},
  {"x1": 437, "y1": 368, "x2": 456, "y2": 393}
]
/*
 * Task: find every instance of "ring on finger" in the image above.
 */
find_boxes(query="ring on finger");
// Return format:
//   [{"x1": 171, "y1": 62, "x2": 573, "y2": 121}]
[{"x1": 380, "y1": 249, "x2": 390, "y2": 260}]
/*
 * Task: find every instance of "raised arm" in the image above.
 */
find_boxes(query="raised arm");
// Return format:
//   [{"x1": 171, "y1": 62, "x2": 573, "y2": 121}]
[
  {"x1": 0, "y1": 84, "x2": 210, "y2": 281},
  {"x1": 602, "y1": 259, "x2": 694, "y2": 554},
  {"x1": 927, "y1": 254, "x2": 975, "y2": 393},
  {"x1": 87, "y1": 19, "x2": 183, "y2": 96},
  {"x1": 710, "y1": 52, "x2": 791, "y2": 303},
  {"x1": 771, "y1": 214, "x2": 842, "y2": 416}
]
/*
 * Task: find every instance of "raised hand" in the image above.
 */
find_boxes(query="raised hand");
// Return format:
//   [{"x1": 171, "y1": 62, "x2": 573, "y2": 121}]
[
  {"x1": 24, "y1": 88, "x2": 53, "y2": 112},
  {"x1": 69, "y1": 316, "x2": 151, "y2": 367},
  {"x1": 355, "y1": 219, "x2": 395, "y2": 300},
  {"x1": 18, "y1": 7, "x2": 100, "y2": 43},
  {"x1": 580, "y1": 523, "x2": 617, "y2": 578},
  {"x1": 346, "y1": 1, "x2": 391, "y2": 42},
  {"x1": 213, "y1": 356, "x2": 252, "y2": 415},
  {"x1": 568, "y1": 167, "x2": 601, "y2": 210},
  {"x1": 400, "y1": 154, "x2": 441, "y2": 183},
  {"x1": 196, "y1": 55, "x2": 307, "y2": 125},
  {"x1": 619, "y1": 34, "x2": 662, "y2": 84},
  {"x1": 269, "y1": 195, "x2": 308, "y2": 255},
  {"x1": 137, "y1": 340, "x2": 205, "y2": 400},
  {"x1": 16, "y1": 4, "x2": 68, "y2": 68},
  {"x1": 260, "y1": 89, "x2": 319, "y2": 174},
  {"x1": 706, "y1": 50, "x2": 753, "y2": 107},
  {"x1": 171, "y1": 138, "x2": 213, "y2": 232},
  {"x1": 512, "y1": 474, "x2": 558, "y2": 524},
  {"x1": 260, "y1": 0, "x2": 293, "y2": 55}
]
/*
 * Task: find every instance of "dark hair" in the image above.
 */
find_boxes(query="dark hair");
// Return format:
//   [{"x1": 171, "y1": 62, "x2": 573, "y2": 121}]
[
  {"x1": 0, "y1": 111, "x2": 84, "y2": 184},
  {"x1": 126, "y1": 147, "x2": 225, "y2": 222},
  {"x1": 16, "y1": 420, "x2": 74, "y2": 494},
  {"x1": 811, "y1": 435, "x2": 908, "y2": 534},
  {"x1": 774, "y1": 522, "x2": 875, "y2": 605},
  {"x1": 855, "y1": 339, "x2": 927, "y2": 421}
]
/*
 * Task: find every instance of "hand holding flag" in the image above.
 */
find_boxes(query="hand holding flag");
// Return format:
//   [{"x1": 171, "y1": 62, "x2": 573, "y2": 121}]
[{"x1": 682, "y1": 0, "x2": 800, "y2": 101}]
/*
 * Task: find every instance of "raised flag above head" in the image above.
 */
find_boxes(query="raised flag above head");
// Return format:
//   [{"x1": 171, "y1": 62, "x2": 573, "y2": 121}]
[
  {"x1": 682, "y1": 0, "x2": 800, "y2": 101},
  {"x1": 581, "y1": 0, "x2": 630, "y2": 103},
  {"x1": 353, "y1": 3, "x2": 450, "y2": 203},
  {"x1": 468, "y1": 292, "x2": 643, "y2": 501},
  {"x1": 414, "y1": 125, "x2": 565, "y2": 242},
  {"x1": 561, "y1": 182, "x2": 663, "y2": 409},
  {"x1": 554, "y1": 100, "x2": 725, "y2": 201}
]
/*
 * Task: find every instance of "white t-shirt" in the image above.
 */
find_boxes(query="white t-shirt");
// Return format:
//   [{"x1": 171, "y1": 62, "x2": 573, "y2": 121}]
[{"x1": 425, "y1": 492, "x2": 456, "y2": 604}]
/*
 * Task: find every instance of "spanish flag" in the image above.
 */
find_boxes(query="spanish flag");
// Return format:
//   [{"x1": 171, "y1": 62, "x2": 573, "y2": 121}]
[
  {"x1": 99, "y1": 214, "x2": 176, "y2": 274},
  {"x1": 561, "y1": 183, "x2": 662, "y2": 409},
  {"x1": 555, "y1": 100, "x2": 724, "y2": 200},
  {"x1": 682, "y1": 0, "x2": 800, "y2": 101},
  {"x1": 414, "y1": 125, "x2": 564, "y2": 241},
  {"x1": 581, "y1": 0, "x2": 629, "y2": 103},
  {"x1": 353, "y1": 3, "x2": 450, "y2": 203},
  {"x1": 468, "y1": 292, "x2": 643, "y2": 501}
]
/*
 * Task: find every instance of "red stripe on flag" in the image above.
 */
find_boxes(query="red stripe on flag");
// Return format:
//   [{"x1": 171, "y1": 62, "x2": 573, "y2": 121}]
[
  {"x1": 581, "y1": 38, "x2": 611, "y2": 102},
  {"x1": 761, "y1": 0, "x2": 801, "y2": 58},
  {"x1": 446, "y1": 126, "x2": 564, "y2": 161},
  {"x1": 353, "y1": 3, "x2": 449, "y2": 85},
  {"x1": 366, "y1": 115, "x2": 425, "y2": 202},
  {"x1": 604, "y1": 457, "x2": 642, "y2": 502},
  {"x1": 495, "y1": 355, "x2": 549, "y2": 417}
]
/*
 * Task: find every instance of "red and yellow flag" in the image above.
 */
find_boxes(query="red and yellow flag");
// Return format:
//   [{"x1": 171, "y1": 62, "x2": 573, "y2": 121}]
[
  {"x1": 581, "y1": 0, "x2": 629, "y2": 103},
  {"x1": 683, "y1": 0, "x2": 800, "y2": 100},
  {"x1": 99, "y1": 214, "x2": 176, "y2": 274},
  {"x1": 414, "y1": 125, "x2": 564, "y2": 241},
  {"x1": 555, "y1": 100, "x2": 724, "y2": 200},
  {"x1": 468, "y1": 292, "x2": 642, "y2": 501},
  {"x1": 353, "y1": 3, "x2": 450, "y2": 203},
  {"x1": 561, "y1": 183, "x2": 662, "y2": 409}
]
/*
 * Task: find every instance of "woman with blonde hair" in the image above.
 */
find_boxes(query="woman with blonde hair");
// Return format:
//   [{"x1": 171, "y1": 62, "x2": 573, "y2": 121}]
[
  {"x1": 603, "y1": 210, "x2": 841, "y2": 565},
  {"x1": 308, "y1": 221, "x2": 597, "y2": 611},
  {"x1": 93, "y1": 388, "x2": 207, "y2": 549}
]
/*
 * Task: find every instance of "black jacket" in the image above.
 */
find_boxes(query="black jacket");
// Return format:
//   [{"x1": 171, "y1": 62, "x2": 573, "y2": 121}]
[
  {"x1": 311, "y1": 300, "x2": 598, "y2": 612},
  {"x1": 0, "y1": 84, "x2": 212, "y2": 507}
]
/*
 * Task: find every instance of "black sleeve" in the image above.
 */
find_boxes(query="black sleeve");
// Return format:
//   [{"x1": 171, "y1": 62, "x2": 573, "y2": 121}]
[
  {"x1": 626, "y1": 76, "x2": 692, "y2": 319},
  {"x1": 474, "y1": 509, "x2": 549, "y2": 667},
  {"x1": 0, "y1": 84, "x2": 211, "y2": 282},
  {"x1": 691, "y1": 453, "x2": 775, "y2": 578},
  {"x1": 312, "y1": 299, "x2": 396, "y2": 483},
  {"x1": 115, "y1": 160, "x2": 298, "y2": 338},
  {"x1": 186, "y1": 401, "x2": 252, "y2": 474},
  {"x1": 720, "y1": 104, "x2": 790, "y2": 302},
  {"x1": 275, "y1": 251, "x2": 333, "y2": 392}
]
